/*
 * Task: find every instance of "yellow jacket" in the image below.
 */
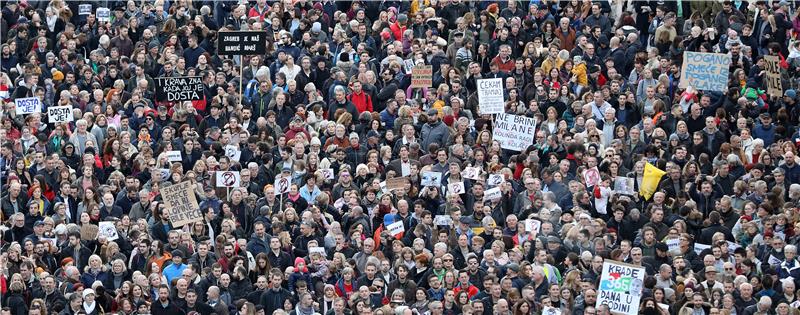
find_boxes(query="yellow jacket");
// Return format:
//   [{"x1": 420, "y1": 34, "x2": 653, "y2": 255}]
[{"x1": 571, "y1": 62, "x2": 588, "y2": 86}]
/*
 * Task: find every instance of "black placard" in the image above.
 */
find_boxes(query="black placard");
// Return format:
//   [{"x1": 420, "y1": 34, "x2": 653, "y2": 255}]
[
  {"x1": 217, "y1": 31, "x2": 267, "y2": 55},
  {"x1": 154, "y1": 76, "x2": 204, "y2": 102}
]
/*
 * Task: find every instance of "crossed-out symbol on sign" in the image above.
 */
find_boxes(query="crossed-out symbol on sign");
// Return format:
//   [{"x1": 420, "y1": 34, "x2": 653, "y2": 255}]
[
  {"x1": 222, "y1": 172, "x2": 236, "y2": 186},
  {"x1": 277, "y1": 177, "x2": 289, "y2": 193}
]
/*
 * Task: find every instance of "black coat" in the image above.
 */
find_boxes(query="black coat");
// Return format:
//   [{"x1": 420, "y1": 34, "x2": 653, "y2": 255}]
[{"x1": 151, "y1": 300, "x2": 185, "y2": 315}]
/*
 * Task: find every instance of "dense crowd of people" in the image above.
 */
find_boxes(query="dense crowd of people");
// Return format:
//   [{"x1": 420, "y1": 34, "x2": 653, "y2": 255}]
[{"x1": 2, "y1": 0, "x2": 800, "y2": 315}]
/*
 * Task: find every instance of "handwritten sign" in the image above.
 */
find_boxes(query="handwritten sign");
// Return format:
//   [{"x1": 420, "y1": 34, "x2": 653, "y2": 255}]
[
  {"x1": 448, "y1": 181, "x2": 465, "y2": 195},
  {"x1": 386, "y1": 177, "x2": 408, "y2": 192},
  {"x1": 47, "y1": 105, "x2": 73, "y2": 123},
  {"x1": 161, "y1": 181, "x2": 202, "y2": 227},
  {"x1": 493, "y1": 114, "x2": 536, "y2": 151},
  {"x1": 387, "y1": 221, "x2": 405, "y2": 236},
  {"x1": 216, "y1": 171, "x2": 241, "y2": 188},
  {"x1": 309, "y1": 246, "x2": 327, "y2": 256},
  {"x1": 411, "y1": 65, "x2": 433, "y2": 88},
  {"x1": 478, "y1": 78, "x2": 505, "y2": 114},
  {"x1": 666, "y1": 238, "x2": 680, "y2": 252},
  {"x1": 166, "y1": 151, "x2": 182, "y2": 162},
  {"x1": 597, "y1": 260, "x2": 645, "y2": 315},
  {"x1": 154, "y1": 76, "x2": 204, "y2": 102},
  {"x1": 693, "y1": 243, "x2": 711, "y2": 255},
  {"x1": 217, "y1": 31, "x2": 268, "y2": 55},
  {"x1": 483, "y1": 186, "x2": 502, "y2": 201},
  {"x1": 421, "y1": 171, "x2": 442, "y2": 187},
  {"x1": 98, "y1": 221, "x2": 118, "y2": 241},
  {"x1": 15, "y1": 97, "x2": 41, "y2": 115},
  {"x1": 679, "y1": 51, "x2": 730, "y2": 92},
  {"x1": 765, "y1": 55, "x2": 783, "y2": 96}
]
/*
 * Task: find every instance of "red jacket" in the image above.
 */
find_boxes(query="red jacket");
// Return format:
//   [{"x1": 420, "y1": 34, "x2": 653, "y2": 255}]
[
  {"x1": 389, "y1": 22, "x2": 407, "y2": 41},
  {"x1": 348, "y1": 90, "x2": 373, "y2": 113}
]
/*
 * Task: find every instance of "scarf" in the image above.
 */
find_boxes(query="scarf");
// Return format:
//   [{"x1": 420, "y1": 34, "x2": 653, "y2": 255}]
[
  {"x1": 47, "y1": 15, "x2": 57, "y2": 31},
  {"x1": 83, "y1": 301, "x2": 96, "y2": 314},
  {"x1": 295, "y1": 304, "x2": 315, "y2": 315}
]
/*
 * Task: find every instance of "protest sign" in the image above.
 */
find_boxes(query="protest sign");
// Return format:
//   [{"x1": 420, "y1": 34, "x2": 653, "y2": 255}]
[
  {"x1": 597, "y1": 260, "x2": 645, "y2": 315},
  {"x1": 217, "y1": 31, "x2": 268, "y2": 55},
  {"x1": 613, "y1": 176, "x2": 635, "y2": 195},
  {"x1": 461, "y1": 167, "x2": 480, "y2": 180},
  {"x1": 47, "y1": 105, "x2": 73, "y2": 123},
  {"x1": 274, "y1": 176, "x2": 290, "y2": 194},
  {"x1": 161, "y1": 181, "x2": 202, "y2": 227},
  {"x1": 693, "y1": 243, "x2": 711, "y2": 255},
  {"x1": 216, "y1": 171, "x2": 241, "y2": 188},
  {"x1": 42, "y1": 238, "x2": 57, "y2": 248},
  {"x1": 411, "y1": 65, "x2": 433, "y2": 88},
  {"x1": 434, "y1": 215, "x2": 453, "y2": 226},
  {"x1": 525, "y1": 219, "x2": 541, "y2": 235},
  {"x1": 309, "y1": 247, "x2": 327, "y2": 256},
  {"x1": 403, "y1": 59, "x2": 416, "y2": 73},
  {"x1": 448, "y1": 181, "x2": 466, "y2": 194},
  {"x1": 157, "y1": 169, "x2": 171, "y2": 180},
  {"x1": 387, "y1": 221, "x2": 405, "y2": 236},
  {"x1": 224, "y1": 145, "x2": 242, "y2": 161},
  {"x1": 666, "y1": 238, "x2": 680, "y2": 252},
  {"x1": 387, "y1": 177, "x2": 408, "y2": 192},
  {"x1": 478, "y1": 78, "x2": 505, "y2": 114},
  {"x1": 154, "y1": 76, "x2": 204, "y2": 102},
  {"x1": 79, "y1": 4, "x2": 92, "y2": 15},
  {"x1": 583, "y1": 167, "x2": 601, "y2": 187},
  {"x1": 542, "y1": 306, "x2": 561, "y2": 315},
  {"x1": 98, "y1": 221, "x2": 118, "y2": 241},
  {"x1": 493, "y1": 114, "x2": 536, "y2": 151},
  {"x1": 679, "y1": 51, "x2": 730, "y2": 92},
  {"x1": 80, "y1": 224, "x2": 98, "y2": 240},
  {"x1": 483, "y1": 186, "x2": 502, "y2": 201},
  {"x1": 15, "y1": 97, "x2": 41, "y2": 115},
  {"x1": 765, "y1": 55, "x2": 783, "y2": 96},
  {"x1": 96, "y1": 8, "x2": 111, "y2": 22},
  {"x1": 421, "y1": 171, "x2": 442, "y2": 187},
  {"x1": 320, "y1": 168, "x2": 335, "y2": 180},
  {"x1": 166, "y1": 151, "x2": 182, "y2": 162},
  {"x1": 487, "y1": 174, "x2": 504, "y2": 186}
]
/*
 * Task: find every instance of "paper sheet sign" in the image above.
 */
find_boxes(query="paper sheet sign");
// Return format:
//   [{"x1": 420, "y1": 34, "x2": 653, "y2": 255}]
[
  {"x1": 542, "y1": 306, "x2": 561, "y2": 315},
  {"x1": 483, "y1": 186, "x2": 502, "y2": 201},
  {"x1": 98, "y1": 221, "x2": 118, "y2": 241},
  {"x1": 448, "y1": 181, "x2": 465, "y2": 195},
  {"x1": 487, "y1": 174, "x2": 504, "y2": 186},
  {"x1": 583, "y1": 167, "x2": 600, "y2": 187},
  {"x1": 48, "y1": 105, "x2": 73, "y2": 123},
  {"x1": 320, "y1": 168, "x2": 334, "y2": 180},
  {"x1": 434, "y1": 215, "x2": 453, "y2": 226},
  {"x1": 666, "y1": 238, "x2": 680, "y2": 252},
  {"x1": 421, "y1": 171, "x2": 442, "y2": 186},
  {"x1": 274, "y1": 176, "x2": 290, "y2": 194},
  {"x1": 224, "y1": 145, "x2": 241, "y2": 161},
  {"x1": 596, "y1": 260, "x2": 645, "y2": 315},
  {"x1": 679, "y1": 51, "x2": 730, "y2": 92},
  {"x1": 493, "y1": 114, "x2": 536, "y2": 152},
  {"x1": 478, "y1": 78, "x2": 505, "y2": 115},
  {"x1": 166, "y1": 151, "x2": 182, "y2": 162},
  {"x1": 461, "y1": 167, "x2": 480, "y2": 180},
  {"x1": 387, "y1": 221, "x2": 405, "y2": 236},
  {"x1": 217, "y1": 171, "x2": 242, "y2": 188},
  {"x1": 693, "y1": 243, "x2": 711, "y2": 255},
  {"x1": 309, "y1": 246, "x2": 327, "y2": 256},
  {"x1": 525, "y1": 219, "x2": 541, "y2": 235},
  {"x1": 96, "y1": 8, "x2": 111, "y2": 22},
  {"x1": 15, "y1": 97, "x2": 41, "y2": 115},
  {"x1": 613, "y1": 176, "x2": 635, "y2": 195},
  {"x1": 79, "y1": 4, "x2": 92, "y2": 15}
]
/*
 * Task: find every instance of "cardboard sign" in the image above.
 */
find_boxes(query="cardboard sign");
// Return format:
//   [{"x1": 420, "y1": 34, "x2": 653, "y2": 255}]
[
  {"x1": 421, "y1": 171, "x2": 442, "y2": 187},
  {"x1": 79, "y1": 4, "x2": 92, "y2": 15},
  {"x1": 386, "y1": 177, "x2": 408, "y2": 192},
  {"x1": 216, "y1": 171, "x2": 242, "y2": 188},
  {"x1": 161, "y1": 181, "x2": 202, "y2": 227},
  {"x1": 461, "y1": 167, "x2": 480, "y2": 180},
  {"x1": 274, "y1": 176, "x2": 291, "y2": 194},
  {"x1": 679, "y1": 51, "x2": 730, "y2": 92},
  {"x1": 217, "y1": 31, "x2": 268, "y2": 55},
  {"x1": 80, "y1": 224, "x2": 99, "y2": 240},
  {"x1": 478, "y1": 78, "x2": 505, "y2": 114},
  {"x1": 483, "y1": 186, "x2": 502, "y2": 201},
  {"x1": 96, "y1": 8, "x2": 111, "y2": 22},
  {"x1": 411, "y1": 65, "x2": 433, "y2": 88},
  {"x1": 154, "y1": 76, "x2": 204, "y2": 102},
  {"x1": 448, "y1": 181, "x2": 465, "y2": 195},
  {"x1": 320, "y1": 168, "x2": 335, "y2": 180},
  {"x1": 583, "y1": 167, "x2": 601, "y2": 187},
  {"x1": 493, "y1": 114, "x2": 536, "y2": 151},
  {"x1": 309, "y1": 246, "x2": 327, "y2": 256},
  {"x1": 765, "y1": 55, "x2": 783, "y2": 96},
  {"x1": 47, "y1": 105, "x2": 73, "y2": 123},
  {"x1": 525, "y1": 219, "x2": 541, "y2": 234},
  {"x1": 596, "y1": 260, "x2": 645, "y2": 315},
  {"x1": 613, "y1": 176, "x2": 635, "y2": 195},
  {"x1": 387, "y1": 221, "x2": 405, "y2": 236},
  {"x1": 487, "y1": 174, "x2": 504, "y2": 186},
  {"x1": 98, "y1": 221, "x2": 118, "y2": 241},
  {"x1": 434, "y1": 215, "x2": 453, "y2": 226},
  {"x1": 224, "y1": 145, "x2": 241, "y2": 161},
  {"x1": 15, "y1": 97, "x2": 41, "y2": 115}
]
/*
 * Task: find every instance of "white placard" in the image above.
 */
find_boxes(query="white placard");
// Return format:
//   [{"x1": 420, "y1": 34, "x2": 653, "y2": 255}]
[
  {"x1": 493, "y1": 114, "x2": 536, "y2": 152},
  {"x1": 79, "y1": 4, "x2": 92, "y2": 15},
  {"x1": 542, "y1": 306, "x2": 561, "y2": 315},
  {"x1": 448, "y1": 181, "x2": 465, "y2": 195},
  {"x1": 309, "y1": 246, "x2": 326, "y2": 256},
  {"x1": 47, "y1": 105, "x2": 73, "y2": 123},
  {"x1": 666, "y1": 238, "x2": 680, "y2": 252},
  {"x1": 434, "y1": 215, "x2": 453, "y2": 226},
  {"x1": 216, "y1": 171, "x2": 242, "y2": 188},
  {"x1": 273, "y1": 176, "x2": 290, "y2": 194},
  {"x1": 96, "y1": 8, "x2": 111, "y2": 22},
  {"x1": 15, "y1": 97, "x2": 41, "y2": 115},
  {"x1": 157, "y1": 168, "x2": 171, "y2": 180},
  {"x1": 166, "y1": 151, "x2": 182, "y2": 162},
  {"x1": 403, "y1": 59, "x2": 415, "y2": 73},
  {"x1": 583, "y1": 167, "x2": 601, "y2": 187},
  {"x1": 769, "y1": 254, "x2": 782, "y2": 266},
  {"x1": 613, "y1": 176, "x2": 635, "y2": 195},
  {"x1": 387, "y1": 221, "x2": 405, "y2": 236},
  {"x1": 380, "y1": 181, "x2": 388, "y2": 193},
  {"x1": 98, "y1": 221, "x2": 118, "y2": 241},
  {"x1": 478, "y1": 78, "x2": 505, "y2": 115},
  {"x1": 693, "y1": 243, "x2": 711, "y2": 255},
  {"x1": 483, "y1": 186, "x2": 502, "y2": 201},
  {"x1": 596, "y1": 261, "x2": 645, "y2": 315},
  {"x1": 320, "y1": 168, "x2": 334, "y2": 180},
  {"x1": 421, "y1": 171, "x2": 442, "y2": 187},
  {"x1": 224, "y1": 145, "x2": 241, "y2": 161},
  {"x1": 487, "y1": 174, "x2": 504, "y2": 186},
  {"x1": 525, "y1": 219, "x2": 541, "y2": 235},
  {"x1": 461, "y1": 167, "x2": 480, "y2": 180}
]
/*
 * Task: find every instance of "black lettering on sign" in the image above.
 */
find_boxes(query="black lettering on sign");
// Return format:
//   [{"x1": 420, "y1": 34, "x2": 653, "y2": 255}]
[{"x1": 154, "y1": 76, "x2": 205, "y2": 102}]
